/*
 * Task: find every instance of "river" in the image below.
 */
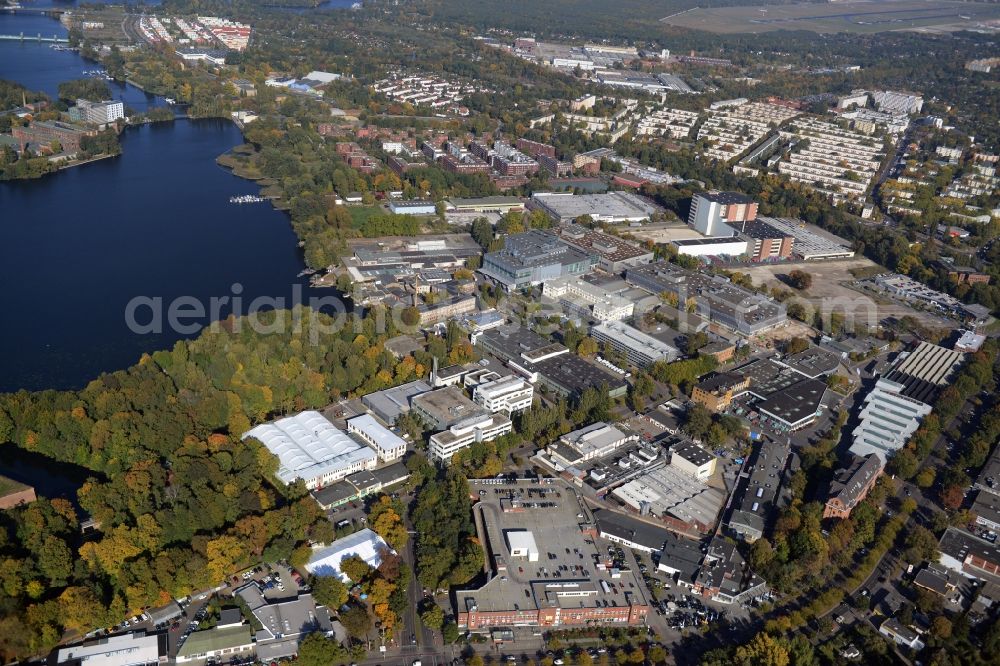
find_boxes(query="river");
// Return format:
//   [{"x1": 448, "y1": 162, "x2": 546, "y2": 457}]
[{"x1": 0, "y1": 3, "x2": 345, "y2": 393}]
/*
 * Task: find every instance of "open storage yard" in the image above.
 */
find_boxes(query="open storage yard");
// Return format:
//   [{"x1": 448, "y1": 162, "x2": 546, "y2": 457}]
[
  {"x1": 662, "y1": 0, "x2": 1000, "y2": 34},
  {"x1": 739, "y1": 256, "x2": 957, "y2": 330}
]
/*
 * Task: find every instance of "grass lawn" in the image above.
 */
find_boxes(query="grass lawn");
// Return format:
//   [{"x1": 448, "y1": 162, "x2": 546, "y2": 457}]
[{"x1": 349, "y1": 205, "x2": 386, "y2": 228}]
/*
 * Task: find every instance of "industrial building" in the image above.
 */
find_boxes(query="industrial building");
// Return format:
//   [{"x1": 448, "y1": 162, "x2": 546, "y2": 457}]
[
  {"x1": 691, "y1": 372, "x2": 751, "y2": 412},
  {"x1": 554, "y1": 224, "x2": 655, "y2": 273},
  {"x1": 612, "y1": 465, "x2": 725, "y2": 533},
  {"x1": 823, "y1": 454, "x2": 884, "y2": 519},
  {"x1": 688, "y1": 191, "x2": 758, "y2": 237},
  {"x1": 543, "y1": 276, "x2": 635, "y2": 322},
  {"x1": 850, "y1": 342, "x2": 963, "y2": 459},
  {"x1": 472, "y1": 375, "x2": 534, "y2": 414},
  {"x1": 411, "y1": 386, "x2": 489, "y2": 430},
  {"x1": 345, "y1": 414, "x2": 407, "y2": 462},
  {"x1": 388, "y1": 199, "x2": 436, "y2": 216},
  {"x1": 361, "y1": 379, "x2": 432, "y2": 424},
  {"x1": 732, "y1": 219, "x2": 794, "y2": 261},
  {"x1": 56, "y1": 633, "x2": 168, "y2": 666},
  {"x1": 443, "y1": 196, "x2": 525, "y2": 214},
  {"x1": 480, "y1": 229, "x2": 597, "y2": 292},
  {"x1": 428, "y1": 412, "x2": 513, "y2": 463},
  {"x1": 590, "y1": 320, "x2": 679, "y2": 367},
  {"x1": 529, "y1": 191, "x2": 664, "y2": 224},
  {"x1": 456, "y1": 479, "x2": 651, "y2": 630},
  {"x1": 305, "y1": 529, "x2": 393, "y2": 582},
  {"x1": 175, "y1": 624, "x2": 254, "y2": 664},
  {"x1": 242, "y1": 411, "x2": 378, "y2": 489},
  {"x1": 669, "y1": 441, "x2": 717, "y2": 481},
  {"x1": 531, "y1": 353, "x2": 629, "y2": 399},
  {"x1": 626, "y1": 262, "x2": 787, "y2": 335},
  {"x1": 671, "y1": 236, "x2": 749, "y2": 258},
  {"x1": 595, "y1": 509, "x2": 672, "y2": 553},
  {"x1": 310, "y1": 463, "x2": 410, "y2": 510},
  {"x1": 547, "y1": 422, "x2": 637, "y2": 467},
  {"x1": 726, "y1": 438, "x2": 791, "y2": 542},
  {"x1": 754, "y1": 217, "x2": 854, "y2": 260},
  {"x1": 755, "y1": 378, "x2": 828, "y2": 431}
]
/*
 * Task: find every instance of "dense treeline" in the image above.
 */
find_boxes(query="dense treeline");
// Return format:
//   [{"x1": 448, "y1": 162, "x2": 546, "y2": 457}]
[
  {"x1": 56, "y1": 79, "x2": 112, "y2": 104},
  {"x1": 0, "y1": 307, "x2": 428, "y2": 661},
  {"x1": 411, "y1": 470, "x2": 483, "y2": 591}
]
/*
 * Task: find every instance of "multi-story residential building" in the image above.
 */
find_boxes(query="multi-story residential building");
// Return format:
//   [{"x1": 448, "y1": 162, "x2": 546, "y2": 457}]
[
  {"x1": 472, "y1": 375, "x2": 534, "y2": 414},
  {"x1": 543, "y1": 276, "x2": 634, "y2": 322},
  {"x1": 823, "y1": 454, "x2": 883, "y2": 519},
  {"x1": 696, "y1": 102, "x2": 799, "y2": 162},
  {"x1": 776, "y1": 118, "x2": 885, "y2": 203},
  {"x1": 515, "y1": 137, "x2": 556, "y2": 159},
  {"x1": 636, "y1": 107, "x2": 699, "y2": 139},
  {"x1": 590, "y1": 320, "x2": 679, "y2": 367},
  {"x1": 491, "y1": 141, "x2": 540, "y2": 176},
  {"x1": 480, "y1": 229, "x2": 597, "y2": 292},
  {"x1": 688, "y1": 191, "x2": 758, "y2": 236},
  {"x1": 538, "y1": 153, "x2": 573, "y2": 177}
]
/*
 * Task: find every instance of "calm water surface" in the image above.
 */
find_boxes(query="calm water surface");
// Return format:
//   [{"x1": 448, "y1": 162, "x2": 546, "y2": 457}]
[{"x1": 1, "y1": 8, "x2": 338, "y2": 393}]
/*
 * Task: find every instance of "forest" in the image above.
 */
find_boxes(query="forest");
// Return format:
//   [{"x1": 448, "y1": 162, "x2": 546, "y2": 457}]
[{"x1": 0, "y1": 307, "x2": 432, "y2": 660}]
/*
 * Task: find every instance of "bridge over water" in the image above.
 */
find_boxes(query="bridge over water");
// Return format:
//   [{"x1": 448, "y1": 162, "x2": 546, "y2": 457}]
[{"x1": 0, "y1": 32, "x2": 69, "y2": 43}]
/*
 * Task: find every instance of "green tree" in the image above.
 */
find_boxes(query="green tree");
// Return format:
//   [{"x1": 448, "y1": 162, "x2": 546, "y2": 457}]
[
  {"x1": 297, "y1": 632, "x2": 347, "y2": 666},
  {"x1": 420, "y1": 603, "x2": 445, "y2": 630},
  {"x1": 311, "y1": 575, "x2": 349, "y2": 610}
]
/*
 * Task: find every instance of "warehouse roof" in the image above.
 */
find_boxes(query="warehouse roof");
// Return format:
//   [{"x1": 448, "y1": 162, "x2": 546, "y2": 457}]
[
  {"x1": 884, "y1": 342, "x2": 963, "y2": 403},
  {"x1": 242, "y1": 411, "x2": 377, "y2": 486},
  {"x1": 595, "y1": 509, "x2": 671, "y2": 552},
  {"x1": 305, "y1": 529, "x2": 392, "y2": 582},
  {"x1": 347, "y1": 414, "x2": 407, "y2": 456}
]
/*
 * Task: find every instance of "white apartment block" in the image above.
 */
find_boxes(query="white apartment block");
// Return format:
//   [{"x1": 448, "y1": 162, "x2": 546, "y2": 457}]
[
  {"x1": 542, "y1": 276, "x2": 634, "y2": 322},
  {"x1": 777, "y1": 118, "x2": 884, "y2": 202},
  {"x1": 428, "y1": 413, "x2": 513, "y2": 463},
  {"x1": 472, "y1": 375, "x2": 534, "y2": 414},
  {"x1": 636, "y1": 107, "x2": 700, "y2": 139},
  {"x1": 697, "y1": 102, "x2": 799, "y2": 162}
]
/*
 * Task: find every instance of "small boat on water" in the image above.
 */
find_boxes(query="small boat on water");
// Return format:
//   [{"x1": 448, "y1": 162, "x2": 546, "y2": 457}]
[{"x1": 229, "y1": 194, "x2": 267, "y2": 204}]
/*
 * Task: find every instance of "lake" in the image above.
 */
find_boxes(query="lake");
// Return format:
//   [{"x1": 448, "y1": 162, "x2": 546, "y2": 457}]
[{"x1": 0, "y1": 9, "x2": 340, "y2": 393}]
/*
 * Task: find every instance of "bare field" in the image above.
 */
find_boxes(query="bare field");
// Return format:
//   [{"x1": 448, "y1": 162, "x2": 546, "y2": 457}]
[
  {"x1": 740, "y1": 257, "x2": 956, "y2": 331},
  {"x1": 662, "y1": 0, "x2": 1000, "y2": 34}
]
